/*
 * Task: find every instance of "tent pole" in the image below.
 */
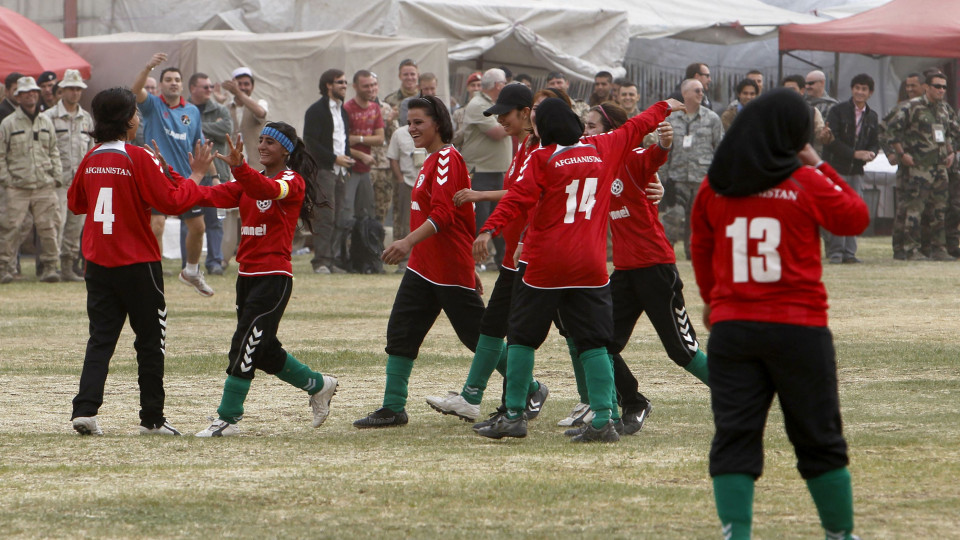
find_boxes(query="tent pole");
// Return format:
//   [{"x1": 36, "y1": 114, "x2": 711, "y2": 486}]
[
  {"x1": 778, "y1": 51, "x2": 783, "y2": 86},
  {"x1": 64, "y1": 0, "x2": 78, "y2": 38},
  {"x1": 833, "y1": 52, "x2": 840, "y2": 98}
]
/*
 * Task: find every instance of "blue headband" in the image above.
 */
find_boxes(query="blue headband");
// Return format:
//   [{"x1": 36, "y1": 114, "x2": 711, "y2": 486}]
[{"x1": 261, "y1": 126, "x2": 295, "y2": 153}]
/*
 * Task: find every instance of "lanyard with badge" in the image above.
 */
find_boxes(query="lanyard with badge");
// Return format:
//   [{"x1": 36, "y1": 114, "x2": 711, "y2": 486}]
[{"x1": 933, "y1": 123, "x2": 945, "y2": 143}]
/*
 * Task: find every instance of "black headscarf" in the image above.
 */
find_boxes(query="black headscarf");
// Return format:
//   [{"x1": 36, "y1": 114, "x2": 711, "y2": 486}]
[
  {"x1": 707, "y1": 88, "x2": 812, "y2": 197},
  {"x1": 535, "y1": 97, "x2": 584, "y2": 146}
]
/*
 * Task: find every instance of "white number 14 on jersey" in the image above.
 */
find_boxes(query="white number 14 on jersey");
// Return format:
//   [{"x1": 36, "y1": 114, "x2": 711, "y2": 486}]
[{"x1": 564, "y1": 178, "x2": 598, "y2": 223}]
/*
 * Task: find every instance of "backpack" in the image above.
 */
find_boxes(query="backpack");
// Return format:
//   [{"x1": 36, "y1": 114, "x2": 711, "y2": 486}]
[{"x1": 349, "y1": 217, "x2": 386, "y2": 274}]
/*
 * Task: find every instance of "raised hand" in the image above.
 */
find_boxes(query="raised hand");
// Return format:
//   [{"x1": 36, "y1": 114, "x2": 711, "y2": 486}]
[
  {"x1": 147, "y1": 53, "x2": 167, "y2": 70},
  {"x1": 216, "y1": 134, "x2": 245, "y2": 167},
  {"x1": 664, "y1": 98, "x2": 685, "y2": 112},
  {"x1": 190, "y1": 140, "x2": 215, "y2": 177},
  {"x1": 145, "y1": 139, "x2": 170, "y2": 177}
]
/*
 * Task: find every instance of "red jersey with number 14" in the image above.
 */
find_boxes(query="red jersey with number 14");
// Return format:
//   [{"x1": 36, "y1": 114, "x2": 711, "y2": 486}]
[
  {"x1": 690, "y1": 162, "x2": 869, "y2": 327},
  {"x1": 196, "y1": 163, "x2": 304, "y2": 277},
  {"x1": 67, "y1": 141, "x2": 205, "y2": 268},
  {"x1": 407, "y1": 145, "x2": 476, "y2": 289}
]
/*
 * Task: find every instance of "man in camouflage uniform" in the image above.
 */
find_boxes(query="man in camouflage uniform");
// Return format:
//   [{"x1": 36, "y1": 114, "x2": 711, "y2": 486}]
[
  {"x1": 882, "y1": 72, "x2": 960, "y2": 261},
  {"x1": 545, "y1": 71, "x2": 590, "y2": 122},
  {"x1": 879, "y1": 73, "x2": 923, "y2": 259},
  {"x1": 43, "y1": 69, "x2": 94, "y2": 282},
  {"x1": 660, "y1": 78, "x2": 723, "y2": 259},
  {"x1": 0, "y1": 76, "x2": 62, "y2": 283}
]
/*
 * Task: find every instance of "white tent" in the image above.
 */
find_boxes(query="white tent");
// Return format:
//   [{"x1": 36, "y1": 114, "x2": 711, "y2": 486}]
[{"x1": 62, "y1": 29, "x2": 449, "y2": 136}]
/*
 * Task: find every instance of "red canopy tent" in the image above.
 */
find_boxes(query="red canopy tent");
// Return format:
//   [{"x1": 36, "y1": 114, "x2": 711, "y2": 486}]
[
  {"x1": 0, "y1": 6, "x2": 91, "y2": 80},
  {"x1": 779, "y1": 0, "x2": 960, "y2": 58}
]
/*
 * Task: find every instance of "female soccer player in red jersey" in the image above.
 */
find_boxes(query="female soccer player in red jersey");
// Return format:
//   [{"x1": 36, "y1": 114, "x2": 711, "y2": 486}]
[
  {"x1": 68, "y1": 87, "x2": 213, "y2": 436},
  {"x1": 690, "y1": 89, "x2": 867, "y2": 540},
  {"x1": 424, "y1": 83, "x2": 548, "y2": 427},
  {"x1": 564, "y1": 101, "x2": 709, "y2": 439},
  {"x1": 353, "y1": 96, "x2": 486, "y2": 429},
  {"x1": 474, "y1": 96, "x2": 684, "y2": 442},
  {"x1": 193, "y1": 122, "x2": 338, "y2": 437}
]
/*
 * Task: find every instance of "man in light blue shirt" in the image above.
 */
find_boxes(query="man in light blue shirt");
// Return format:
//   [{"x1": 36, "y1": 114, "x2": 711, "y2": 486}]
[{"x1": 133, "y1": 52, "x2": 213, "y2": 296}]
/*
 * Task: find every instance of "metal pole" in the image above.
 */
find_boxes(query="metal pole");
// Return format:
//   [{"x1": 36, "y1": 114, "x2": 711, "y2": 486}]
[
  {"x1": 64, "y1": 0, "x2": 78, "y2": 38},
  {"x1": 833, "y1": 52, "x2": 840, "y2": 98}
]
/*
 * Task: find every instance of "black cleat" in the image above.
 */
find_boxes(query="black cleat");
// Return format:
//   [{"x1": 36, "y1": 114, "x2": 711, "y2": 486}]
[
  {"x1": 353, "y1": 407, "x2": 409, "y2": 429},
  {"x1": 524, "y1": 382, "x2": 549, "y2": 421},
  {"x1": 473, "y1": 406, "x2": 507, "y2": 431},
  {"x1": 476, "y1": 414, "x2": 527, "y2": 439},
  {"x1": 571, "y1": 420, "x2": 620, "y2": 443},
  {"x1": 621, "y1": 400, "x2": 653, "y2": 435}
]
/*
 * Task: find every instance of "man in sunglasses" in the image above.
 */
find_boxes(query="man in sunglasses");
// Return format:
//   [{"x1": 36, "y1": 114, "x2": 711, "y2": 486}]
[
  {"x1": 188, "y1": 72, "x2": 233, "y2": 276},
  {"x1": 804, "y1": 70, "x2": 840, "y2": 138},
  {"x1": 882, "y1": 71, "x2": 960, "y2": 261}
]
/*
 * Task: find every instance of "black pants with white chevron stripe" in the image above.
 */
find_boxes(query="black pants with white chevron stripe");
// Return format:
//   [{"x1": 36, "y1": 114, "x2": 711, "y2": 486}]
[
  {"x1": 72, "y1": 261, "x2": 169, "y2": 427},
  {"x1": 608, "y1": 264, "x2": 700, "y2": 409},
  {"x1": 227, "y1": 275, "x2": 292, "y2": 379}
]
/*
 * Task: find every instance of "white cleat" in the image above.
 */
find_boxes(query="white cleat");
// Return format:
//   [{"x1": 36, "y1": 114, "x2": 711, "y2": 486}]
[
  {"x1": 179, "y1": 269, "x2": 214, "y2": 297},
  {"x1": 195, "y1": 417, "x2": 239, "y2": 437},
  {"x1": 72, "y1": 416, "x2": 103, "y2": 436},
  {"x1": 139, "y1": 420, "x2": 182, "y2": 435},
  {"x1": 309, "y1": 375, "x2": 339, "y2": 427},
  {"x1": 557, "y1": 402, "x2": 591, "y2": 427},
  {"x1": 426, "y1": 391, "x2": 480, "y2": 422}
]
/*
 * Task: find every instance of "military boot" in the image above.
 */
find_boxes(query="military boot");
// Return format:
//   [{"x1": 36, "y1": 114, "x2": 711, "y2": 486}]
[{"x1": 60, "y1": 257, "x2": 84, "y2": 282}]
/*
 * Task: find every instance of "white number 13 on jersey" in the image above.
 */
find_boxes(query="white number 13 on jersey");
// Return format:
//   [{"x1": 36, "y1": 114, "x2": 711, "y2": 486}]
[
  {"x1": 564, "y1": 178, "x2": 598, "y2": 223},
  {"x1": 94, "y1": 187, "x2": 115, "y2": 234},
  {"x1": 725, "y1": 217, "x2": 781, "y2": 283}
]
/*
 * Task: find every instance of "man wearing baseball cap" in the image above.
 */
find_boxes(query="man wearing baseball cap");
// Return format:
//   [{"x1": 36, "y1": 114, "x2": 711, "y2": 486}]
[
  {"x1": 44, "y1": 69, "x2": 94, "y2": 282},
  {"x1": 0, "y1": 76, "x2": 62, "y2": 283}
]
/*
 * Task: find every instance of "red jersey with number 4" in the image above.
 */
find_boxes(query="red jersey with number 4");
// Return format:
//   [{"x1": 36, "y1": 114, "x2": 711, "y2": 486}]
[
  {"x1": 500, "y1": 135, "x2": 535, "y2": 271},
  {"x1": 67, "y1": 141, "x2": 205, "y2": 267},
  {"x1": 690, "y1": 162, "x2": 869, "y2": 327},
  {"x1": 196, "y1": 163, "x2": 304, "y2": 277},
  {"x1": 483, "y1": 101, "x2": 671, "y2": 288},
  {"x1": 609, "y1": 145, "x2": 675, "y2": 269},
  {"x1": 407, "y1": 145, "x2": 476, "y2": 289}
]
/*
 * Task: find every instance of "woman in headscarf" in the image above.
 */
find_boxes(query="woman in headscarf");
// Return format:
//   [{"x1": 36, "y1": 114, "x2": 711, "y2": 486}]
[{"x1": 689, "y1": 88, "x2": 868, "y2": 540}]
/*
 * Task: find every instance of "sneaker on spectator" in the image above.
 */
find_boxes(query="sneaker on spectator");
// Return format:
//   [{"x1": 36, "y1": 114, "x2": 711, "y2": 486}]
[
  {"x1": 426, "y1": 391, "x2": 480, "y2": 422},
  {"x1": 73, "y1": 416, "x2": 103, "y2": 436},
  {"x1": 207, "y1": 263, "x2": 225, "y2": 276},
  {"x1": 139, "y1": 420, "x2": 182, "y2": 435},
  {"x1": 313, "y1": 265, "x2": 331, "y2": 274},
  {"x1": 557, "y1": 402, "x2": 591, "y2": 427},
  {"x1": 330, "y1": 265, "x2": 348, "y2": 274},
  {"x1": 179, "y1": 269, "x2": 214, "y2": 296},
  {"x1": 309, "y1": 375, "x2": 339, "y2": 427},
  {"x1": 195, "y1": 417, "x2": 239, "y2": 437}
]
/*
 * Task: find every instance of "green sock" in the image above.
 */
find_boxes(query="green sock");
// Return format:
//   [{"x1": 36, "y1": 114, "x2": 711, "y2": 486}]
[
  {"x1": 807, "y1": 467, "x2": 855, "y2": 539},
  {"x1": 527, "y1": 379, "x2": 540, "y2": 396},
  {"x1": 580, "y1": 347, "x2": 613, "y2": 428},
  {"x1": 504, "y1": 344, "x2": 535, "y2": 418},
  {"x1": 713, "y1": 474, "x2": 754, "y2": 540},
  {"x1": 216, "y1": 375, "x2": 251, "y2": 424},
  {"x1": 275, "y1": 353, "x2": 324, "y2": 395},
  {"x1": 461, "y1": 334, "x2": 505, "y2": 405},
  {"x1": 566, "y1": 337, "x2": 589, "y2": 403},
  {"x1": 494, "y1": 342, "x2": 508, "y2": 377},
  {"x1": 684, "y1": 349, "x2": 710, "y2": 386},
  {"x1": 382, "y1": 355, "x2": 415, "y2": 412}
]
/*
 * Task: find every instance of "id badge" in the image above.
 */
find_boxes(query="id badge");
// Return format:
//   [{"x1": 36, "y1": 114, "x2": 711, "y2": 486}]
[
  {"x1": 682, "y1": 135, "x2": 693, "y2": 148},
  {"x1": 933, "y1": 123, "x2": 945, "y2": 143}
]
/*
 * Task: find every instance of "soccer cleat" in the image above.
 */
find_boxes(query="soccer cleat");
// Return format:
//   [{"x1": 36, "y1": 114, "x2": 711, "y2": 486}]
[
  {"x1": 139, "y1": 420, "x2": 182, "y2": 435},
  {"x1": 179, "y1": 269, "x2": 215, "y2": 296},
  {"x1": 353, "y1": 407, "x2": 408, "y2": 429},
  {"x1": 557, "y1": 402, "x2": 591, "y2": 427},
  {"x1": 426, "y1": 391, "x2": 480, "y2": 422},
  {"x1": 195, "y1": 417, "x2": 239, "y2": 437},
  {"x1": 72, "y1": 416, "x2": 103, "y2": 436},
  {"x1": 472, "y1": 406, "x2": 507, "y2": 431},
  {"x1": 621, "y1": 400, "x2": 653, "y2": 435},
  {"x1": 571, "y1": 420, "x2": 620, "y2": 443},
  {"x1": 476, "y1": 414, "x2": 527, "y2": 439},
  {"x1": 524, "y1": 382, "x2": 549, "y2": 421},
  {"x1": 565, "y1": 418, "x2": 624, "y2": 437},
  {"x1": 309, "y1": 375, "x2": 339, "y2": 427}
]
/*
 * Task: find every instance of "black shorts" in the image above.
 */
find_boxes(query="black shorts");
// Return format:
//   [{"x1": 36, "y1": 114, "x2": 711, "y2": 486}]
[
  {"x1": 180, "y1": 206, "x2": 204, "y2": 220},
  {"x1": 508, "y1": 281, "x2": 613, "y2": 352},
  {"x1": 150, "y1": 208, "x2": 166, "y2": 216},
  {"x1": 478, "y1": 265, "x2": 521, "y2": 338},
  {"x1": 385, "y1": 270, "x2": 485, "y2": 359},
  {"x1": 707, "y1": 320, "x2": 849, "y2": 480},
  {"x1": 226, "y1": 275, "x2": 292, "y2": 379},
  {"x1": 609, "y1": 264, "x2": 699, "y2": 367}
]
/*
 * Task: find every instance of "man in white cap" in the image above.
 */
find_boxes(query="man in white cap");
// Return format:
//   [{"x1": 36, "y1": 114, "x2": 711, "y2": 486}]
[
  {"x1": 44, "y1": 69, "x2": 94, "y2": 282},
  {"x1": 217, "y1": 66, "x2": 268, "y2": 267},
  {"x1": 0, "y1": 76, "x2": 62, "y2": 283}
]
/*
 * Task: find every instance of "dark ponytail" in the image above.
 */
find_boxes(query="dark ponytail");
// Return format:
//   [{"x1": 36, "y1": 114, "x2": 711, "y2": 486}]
[{"x1": 264, "y1": 121, "x2": 328, "y2": 232}]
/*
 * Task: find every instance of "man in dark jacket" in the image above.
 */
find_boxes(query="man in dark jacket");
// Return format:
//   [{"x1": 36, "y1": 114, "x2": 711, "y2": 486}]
[
  {"x1": 822, "y1": 73, "x2": 880, "y2": 264},
  {"x1": 303, "y1": 69, "x2": 355, "y2": 273}
]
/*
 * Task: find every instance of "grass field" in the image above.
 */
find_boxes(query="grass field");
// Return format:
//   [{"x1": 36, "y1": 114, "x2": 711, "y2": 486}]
[{"x1": 1, "y1": 236, "x2": 958, "y2": 539}]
